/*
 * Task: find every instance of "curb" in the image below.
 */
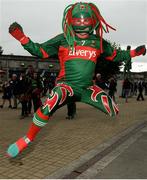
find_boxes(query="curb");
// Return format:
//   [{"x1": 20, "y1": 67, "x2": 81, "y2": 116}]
[{"x1": 45, "y1": 119, "x2": 147, "y2": 179}]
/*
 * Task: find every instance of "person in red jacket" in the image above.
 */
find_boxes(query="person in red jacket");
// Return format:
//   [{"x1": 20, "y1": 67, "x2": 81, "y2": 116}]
[{"x1": 7, "y1": 2, "x2": 146, "y2": 158}]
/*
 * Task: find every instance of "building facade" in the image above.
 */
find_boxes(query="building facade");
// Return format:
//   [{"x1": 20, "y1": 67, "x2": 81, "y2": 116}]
[{"x1": 0, "y1": 54, "x2": 60, "y2": 80}]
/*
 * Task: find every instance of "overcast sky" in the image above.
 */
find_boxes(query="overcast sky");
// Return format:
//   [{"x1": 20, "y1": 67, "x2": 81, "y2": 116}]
[{"x1": 0, "y1": 0, "x2": 147, "y2": 63}]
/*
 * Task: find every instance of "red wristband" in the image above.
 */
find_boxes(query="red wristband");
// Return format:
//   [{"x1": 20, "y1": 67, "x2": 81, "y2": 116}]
[
  {"x1": 20, "y1": 36, "x2": 29, "y2": 45},
  {"x1": 130, "y1": 50, "x2": 136, "y2": 58}
]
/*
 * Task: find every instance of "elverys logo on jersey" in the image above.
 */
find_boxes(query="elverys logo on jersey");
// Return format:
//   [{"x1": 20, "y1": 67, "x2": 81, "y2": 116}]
[{"x1": 68, "y1": 46, "x2": 97, "y2": 59}]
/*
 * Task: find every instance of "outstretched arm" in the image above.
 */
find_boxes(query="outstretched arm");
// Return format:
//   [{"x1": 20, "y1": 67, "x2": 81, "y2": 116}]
[
  {"x1": 102, "y1": 39, "x2": 146, "y2": 63},
  {"x1": 130, "y1": 45, "x2": 146, "y2": 57},
  {"x1": 9, "y1": 22, "x2": 62, "y2": 58},
  {"x1": 9, "y1": 22, "x2": 29, "y2": 45}
]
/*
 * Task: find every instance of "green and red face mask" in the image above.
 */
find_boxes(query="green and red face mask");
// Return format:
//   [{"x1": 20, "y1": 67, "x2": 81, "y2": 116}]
[
  {"x1": 62, "y1": 2, "x2": 116, "y2": 52},
  {"x1": 71, "y1": 17, "x2": 93, "y2": 33},
  {"x1": 71, "y1": 13, "x2": 93, "y2": 33},
  {"x1": 71, "y1": 5, "x2": 94, "y2": 34}
]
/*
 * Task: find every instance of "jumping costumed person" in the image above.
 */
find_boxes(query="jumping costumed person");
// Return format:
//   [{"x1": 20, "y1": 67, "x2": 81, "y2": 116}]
[{"x1": 7, "y1": 2, "x2": 146, "y2": 157}]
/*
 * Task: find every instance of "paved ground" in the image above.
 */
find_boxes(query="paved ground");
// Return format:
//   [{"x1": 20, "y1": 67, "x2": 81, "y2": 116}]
[
  {"x1": 93, "y1": 127, "x2": 147, "y2": 179},
  {"x1": 0, "y1": 96, "x2": 147, "y2": 178},
  {"x1": 75, "y1": 125, "x2": 147, "y2": 179}
]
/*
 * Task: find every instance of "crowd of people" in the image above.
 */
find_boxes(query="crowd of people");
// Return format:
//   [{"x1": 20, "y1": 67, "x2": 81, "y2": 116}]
[
  {"x1": 122, "y1": 78, "x2": 147, "y2": 102},
  {"x1": 0, "y1": 65, "x2": 57, "y2": 119},
  {"x1": 1, "y1": 66, "x2": 147, "y2": 120},
  {"x1": 67, "y1": 76, "x2": 147, "y2": 119}
]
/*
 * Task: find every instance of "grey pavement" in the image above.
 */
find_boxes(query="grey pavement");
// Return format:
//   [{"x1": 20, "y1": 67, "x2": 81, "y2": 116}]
[
  {"x1": 95, "y1": 127, "x2": 147, "y2": 179},
  {"x1": 1, "y1": 96, "x2": 147, "y2": 178},
  {"x1": 77, "y1": 126, "x2": 147, "y2": 179}
]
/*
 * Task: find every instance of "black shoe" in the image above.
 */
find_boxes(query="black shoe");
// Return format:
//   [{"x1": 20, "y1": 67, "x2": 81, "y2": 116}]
[
  {"x1": 8, "y1": 105, "x2": 12, "y2": 108},
  {"x1": 66, "y1": 115, "x2": 76, "y2": 120},
  {"x1": 12, "y1": 106, "x2": 17, "y2": 109},
  {"x1": 66, "y1": 116, "x2": 72, "y2": 120}
]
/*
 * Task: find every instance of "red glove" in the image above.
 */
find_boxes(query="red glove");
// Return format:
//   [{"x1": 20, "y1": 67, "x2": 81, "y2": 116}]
[
  {"x1": 9, "y1": 22, "x2": 29, "y2": 45},
  {"x1": 130, "y1": 45, "x2": 146, "y2": 58}
]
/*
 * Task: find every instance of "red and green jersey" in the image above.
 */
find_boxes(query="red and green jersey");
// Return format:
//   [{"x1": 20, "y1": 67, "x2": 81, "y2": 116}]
[{"x1": 23, "y1": 33, "x2": 130, "y2": 88}]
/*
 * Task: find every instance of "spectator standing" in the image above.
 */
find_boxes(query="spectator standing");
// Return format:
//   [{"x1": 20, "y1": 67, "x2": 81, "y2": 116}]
[
  {"x1": 42, "y1": 76, "x2": 49, "y2": 96},
  {"x1": 133, "y1": 81, "x2": 138, "y2": 96},
  {"x1": 0, "y1": 81, "x2": 12, "y2": 108},
  {"x1": 144, "y1": 81, "x2": 147, "y2": 96},
  {"x1": 95, "y1": 73, "x2": 109, "y2": 90},
  {"x1": 9, "y1": 74, "x2": 19, "y2": 109},
  {"x1": 122, "y1": 78, "x2": 131, "y2": 103},
  {"x1": 48, "y1": 73, "x2": 56, "y2": 93},
  {"x1": 26, "y1": 65, "x2": 34, "y2": 78},
  {"x1": 25, "y1": 65, "x2": 35, "y2": 114},
  {"x1": 17, "y1": 73, "x2": 32, "y2": 119},
  {"x1": 66, "y1": 101, "x2": 77, "y2": 120},
  {"x1": 137, "y1": 79, "x2": 145, "y2": 101},
  {"x1": 108, "y1": 77, "x2": 117, "y2": 102},
  {"x1": 31, "y1": 72, "x2": 43, "y2": 112}
]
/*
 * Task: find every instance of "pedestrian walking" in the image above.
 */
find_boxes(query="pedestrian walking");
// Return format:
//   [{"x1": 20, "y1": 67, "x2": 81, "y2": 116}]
[{"x1": 137, "y1": 79, "x2": 145, "y2": 101}]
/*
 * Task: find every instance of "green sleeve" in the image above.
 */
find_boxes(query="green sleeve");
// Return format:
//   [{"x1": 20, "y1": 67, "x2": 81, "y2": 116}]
[
  {"x1": 22, "y1": 33, "x2": 64, "y2": 58},
  {"x1": 102, "y1": 39, "x2": 131, "y2": 62}
]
